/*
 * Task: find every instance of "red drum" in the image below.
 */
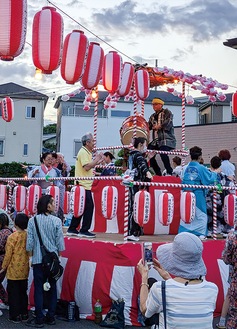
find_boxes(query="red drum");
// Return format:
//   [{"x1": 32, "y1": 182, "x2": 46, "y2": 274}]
[{"x1": 120, "y1": 115, "x2": 149, "y2": 145}]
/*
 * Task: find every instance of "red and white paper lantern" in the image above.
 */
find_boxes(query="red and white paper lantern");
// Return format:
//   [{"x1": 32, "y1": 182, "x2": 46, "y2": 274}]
[
  {"x1": 133, "y1": 190, "x2": 150, "y2": 226},
  {"x1": 26, "y1": 184, "x2": 42, "y2": 215},
  {"x1": 61, "y1": 30, "x2": 88, "y2": 84},
  {"x1": 32, "y1": 6, "x2": 63, "y2": 74},
  {"x1": 1, "y1": 97, "x2": 14, "y2": 122},
  {"x1": 224, "y1": 194, "x2": 237, "y2": 227},
  {"x1": 45, "y1": 185, "x2": 60, "y2": 213},
  {"x1": 102, "y1": 51, "x2": 123, "y2": 92},
  {"x1": 0, "y1": 0, "x2": 27, "y2": 61},
  {"x1": 70, "y1": 185, "x2": 86, "y2": 217},
  {"x1": 101, "y1": 186, "x2": 118, "y2": 219},
  {"x1": 134, "y1": 69, "x2": 150, "y2": 101},
  {"x1": 81, "y1": 42, "x2": 104, "y2": 89},
  {"x1": 158, "y1": 192, "x2": 174, "y2": 226},
  {"x1": 232, "y1": 91, "x2": 237, "y2": 117},
  {"x1": 180, "y1": 191, "x2": 196, "y2": 224},
  {"x1": 13, "y1": 185, "x2": 27, "y2": 212},
  {"x1": 0, "y1": 185, "x2": 7, "y2": 209},
  {"x1": 63, "y1": 191, "x2": 70, "y2": 214},
  {"x1": 117, "y1": 62, "x2": 134, "y2": 97}
]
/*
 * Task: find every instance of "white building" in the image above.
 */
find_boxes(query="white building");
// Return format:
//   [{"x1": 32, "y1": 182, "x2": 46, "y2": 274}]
[{"x1": 0, "y1": 82, "x2": 48, "y2": 164}]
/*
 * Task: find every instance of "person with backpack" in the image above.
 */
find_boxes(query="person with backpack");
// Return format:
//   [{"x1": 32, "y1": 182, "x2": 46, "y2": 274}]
[{"x1": 127, "y1": 137, "x2": 153, "y2": 241}]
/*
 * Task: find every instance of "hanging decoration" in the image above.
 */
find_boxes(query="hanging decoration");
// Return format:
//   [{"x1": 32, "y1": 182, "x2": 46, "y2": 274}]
[
  {"x1": 232, "y1": 91, "x2": 237, "y2": 117},
  {"x1": 70, "y1": 185, "x2": 86, "y2": 217},
  {"x1": 0, "y1": 185, "x2": 7, "y2": 209},
  {"x1": 158, "y1": 192, "x2": 174, "y2": 226},
  {"x1": 117, "y1": 62, "x2": 134, "y2": 97},
  {"x1": 32, "y1": 6, "x2": 64, "y2": 74},
  {"x1": 81, "y1": 42, "x2": 104, "y2": 89},
  {"x1": 63, "y1": 191, "x2": 70, "y2": 214},
  {"x1": 102, "y1": 51, "x2": 122, "y2": 92},
  {"x1": 12, "y1": 185, "x2": 27, "y2": 212},
  {"x1": 101, "y1": 186, "x2": 118, "y2": 219},
  {"x1": 0, "y1": 0, "x2": 27, "y2": 61},
  {"x1": 180, "y1": 191, "x2": 196, "y2": 224},
  {"x1": 224, "y1": 194, "x2": 237, "y2": 227},
  {"x1": 133, "y1": 190, "x2": 151, "y2": 226},
  {"x1": 134, "y1": 69, "x2": 150, "y2": 101},
  {"x1": 26, "y1": 184, "x2": 42, "y2": 215},
  {"x1": 61, "y1": 30, "x2": 88, "y2": 84},
  {"x1": 1, "y1": 97, "x2": 14, "y2": 122},
  {"x1": 45, "y1": 185, "x2": 60, "y2": 213}
]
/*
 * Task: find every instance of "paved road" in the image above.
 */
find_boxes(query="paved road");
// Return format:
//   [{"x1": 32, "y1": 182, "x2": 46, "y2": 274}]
[{"x1": 0, "y1": 309, "x2": 221, "y2": 328}]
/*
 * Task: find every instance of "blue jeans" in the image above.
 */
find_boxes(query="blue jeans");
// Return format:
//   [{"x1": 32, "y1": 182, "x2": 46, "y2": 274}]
[{"x1": 33, "y1": 264, "x2": 57, "y2": 322}]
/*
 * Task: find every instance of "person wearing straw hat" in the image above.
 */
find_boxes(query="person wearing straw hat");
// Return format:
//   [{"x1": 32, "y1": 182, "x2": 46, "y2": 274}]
[
  {"x1": 137, "y1": 232, "x2": 218, "y2": 329},
  {"x1": 148, "y1": 97, "x2": 176, "y2": 176}
]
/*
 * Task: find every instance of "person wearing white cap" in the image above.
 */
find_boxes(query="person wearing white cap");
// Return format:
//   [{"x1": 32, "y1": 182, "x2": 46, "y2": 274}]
[{"x1": 137, "y1": 232, "x2": 218, "y2": 329}]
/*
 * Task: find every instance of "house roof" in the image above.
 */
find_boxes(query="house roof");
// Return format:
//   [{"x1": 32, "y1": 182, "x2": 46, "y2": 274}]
[
  {"x1": 196, "y1": 92, "x2": 233, "y2": 111},
  {"x1": 0, "y1": 82, "x2": 48, "y2": 101}
]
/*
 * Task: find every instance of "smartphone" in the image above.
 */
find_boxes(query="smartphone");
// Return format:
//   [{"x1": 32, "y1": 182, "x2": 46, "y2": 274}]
[{"x1": 143, "y1": 242, "x2": 153, "y2": 265}]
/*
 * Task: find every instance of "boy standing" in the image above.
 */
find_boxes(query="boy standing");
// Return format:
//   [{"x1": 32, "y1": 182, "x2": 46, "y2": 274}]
[{"x1": 0, "y1": 213, "x2": 29, "y2": 323}]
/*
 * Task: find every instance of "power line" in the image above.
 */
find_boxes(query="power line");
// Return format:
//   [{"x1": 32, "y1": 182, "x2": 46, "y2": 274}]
[{"x1": 46, "y1": 0, "x2": 139, "y2": 64}]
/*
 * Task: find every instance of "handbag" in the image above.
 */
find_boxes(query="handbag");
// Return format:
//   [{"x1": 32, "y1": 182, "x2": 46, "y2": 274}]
[
  {"x1": 34, "y1": 216, "x2": 63, "y2": 281},
  {"x1": 100, "y1": 298, "x2": 125, "y2": 329}
]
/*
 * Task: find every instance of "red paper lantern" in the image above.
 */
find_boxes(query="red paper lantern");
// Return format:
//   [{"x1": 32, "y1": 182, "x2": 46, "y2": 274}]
[
  {"x1": 224, "y1": 194, "x2": 237, "y2": 227},
  {"x1": 61, "y1": 30, "x2": 88, "y2": 84},
  {"x1": 0, "y1": 0, "x2": 27, "y2": 61},
  {"x1": 0, "y1": 185, "x2": 7, "y2": 209},
  {"x1": 45, "y1": 185, "x2": 60, "y2": 213},
  {"x1": 70, "y1": 185, "x2": 86, "y2": 217},
  {"x1": 13, "y1": 185, "x2": 27, "y2": 212},
  {"x1": 101, "y1": 186, "x2": 118, "y2": 219},
  {"x1": 1, "y1": 97, "x2": 14, "y2": 122},
  {"x1": 117, "y1": 62, "x2": 134, "y2": 97},
  {"x1": 180, "y1": 191, "x2": 196, "y2": 224},
  {"x1": 63, "y1": 191, "x2": 70, "y2": 214},
  {"x1": 134, "y1": 69, "x2": 150, "y2": 100},
  {"x1": 158, "y1": 192, "x2": 174, "y2": 226},
  {"x1": 133, "y1": 190, "x2": 150, "y2": 226},
  {"x1": 26, "y1": 185, "x2": 42, "y2": 215},
  {"x1": 232, "y1": 91, "x2": 237, "y2": 117},
  {"x1": 32, "y1": 6, "x2": 63, "y2": 74},
  {"x1": 81, "y1": 42, "x2": 104, "y2": 89},
  {"x1": 102, "y1": 51, "x2": 122, "y2": 92}
]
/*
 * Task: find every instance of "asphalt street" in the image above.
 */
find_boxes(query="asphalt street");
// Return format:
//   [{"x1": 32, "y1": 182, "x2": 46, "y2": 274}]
[{"x1": 0, "y1": 309, "x2": 221, "y2": 328}]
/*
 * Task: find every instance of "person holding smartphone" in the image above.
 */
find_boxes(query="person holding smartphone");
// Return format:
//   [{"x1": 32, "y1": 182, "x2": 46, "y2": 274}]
[{"x1": 137, "y1": 232, "x2": 218, "y2": 329}]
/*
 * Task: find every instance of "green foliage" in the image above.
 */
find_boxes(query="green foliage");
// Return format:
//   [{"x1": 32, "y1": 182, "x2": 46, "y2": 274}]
[
  {"x1": 43, "y1": 142, "x2": 56, "y2": 152},
  {"x1": 43, "y1": 124, "x2": 56, "y2": 134},
  {"x1": 0, "y1": 162, "x2": 27, "y2": 178}
]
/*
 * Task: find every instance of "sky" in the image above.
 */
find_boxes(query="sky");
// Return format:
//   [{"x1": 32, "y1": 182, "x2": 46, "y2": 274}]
[{"x1": 1, "y1": 0, "x2": 237, "y2": 125}]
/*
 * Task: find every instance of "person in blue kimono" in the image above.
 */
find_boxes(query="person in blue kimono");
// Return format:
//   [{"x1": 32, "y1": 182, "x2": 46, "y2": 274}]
[{"x1": 179, "y1": 146, "x2": 219, "y2": 239}]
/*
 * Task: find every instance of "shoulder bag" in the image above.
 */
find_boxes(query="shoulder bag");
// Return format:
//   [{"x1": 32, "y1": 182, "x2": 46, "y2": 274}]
[{"x1": 34, "y1": 216, "x2": 63, "y2": 281}]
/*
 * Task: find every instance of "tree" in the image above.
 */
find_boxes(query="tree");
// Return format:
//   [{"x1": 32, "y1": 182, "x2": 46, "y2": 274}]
[{"x1": 43, "y1": 124, "x2": 56, "y2": 134}]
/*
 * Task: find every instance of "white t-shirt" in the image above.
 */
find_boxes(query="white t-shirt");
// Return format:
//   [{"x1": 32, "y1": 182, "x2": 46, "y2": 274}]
[{"x1": 145, "y1": 278, "x2": 218, "y2": 329}]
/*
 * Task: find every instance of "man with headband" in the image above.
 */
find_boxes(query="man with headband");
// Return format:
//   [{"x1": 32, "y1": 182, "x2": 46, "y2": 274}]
[{"x1": 148, "y1": 97, "x2": 176, "y2": 176}]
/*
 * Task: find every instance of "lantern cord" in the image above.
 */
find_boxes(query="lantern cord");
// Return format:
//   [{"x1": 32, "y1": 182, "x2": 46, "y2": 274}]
[{"x1": 46, "y1": 0, "x2": 139, "y2": 65}]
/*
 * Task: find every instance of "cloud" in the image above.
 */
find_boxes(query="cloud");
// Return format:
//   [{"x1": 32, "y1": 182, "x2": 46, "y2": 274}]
[{"x1": 92, "y1": 0, "x2": 237, "y2": 42}]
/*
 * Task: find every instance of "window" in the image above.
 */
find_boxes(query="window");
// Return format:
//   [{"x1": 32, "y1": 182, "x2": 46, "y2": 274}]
[
  {"x1": 111, "y1": 110, "x2": 130, "y2": 117},
  {"x1": 0, "y1": 140, "x2": 4, "y2": 155},
  {"x1": 26, "y1": 106, "x2": 36, "y2": 118},
  {"x1": 23, "y1": 143, "x2": 28, "y2": 156},
  {"x1": 74, "y1": 140, "x2": 82, "y2": 157}
]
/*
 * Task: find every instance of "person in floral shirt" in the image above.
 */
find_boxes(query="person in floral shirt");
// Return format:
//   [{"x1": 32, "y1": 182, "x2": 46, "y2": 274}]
[
  {"x1": 1, "y1": 213, "x2": 29, "y2": 323},
  {"x1": 0, "y1": 213, "x2": 13, "y2": 312}
]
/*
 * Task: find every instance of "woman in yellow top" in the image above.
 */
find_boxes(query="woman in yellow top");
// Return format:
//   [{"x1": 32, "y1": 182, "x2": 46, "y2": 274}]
[{"x1": 1, "y1": 213, "x2": 29, "y2": 324}]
